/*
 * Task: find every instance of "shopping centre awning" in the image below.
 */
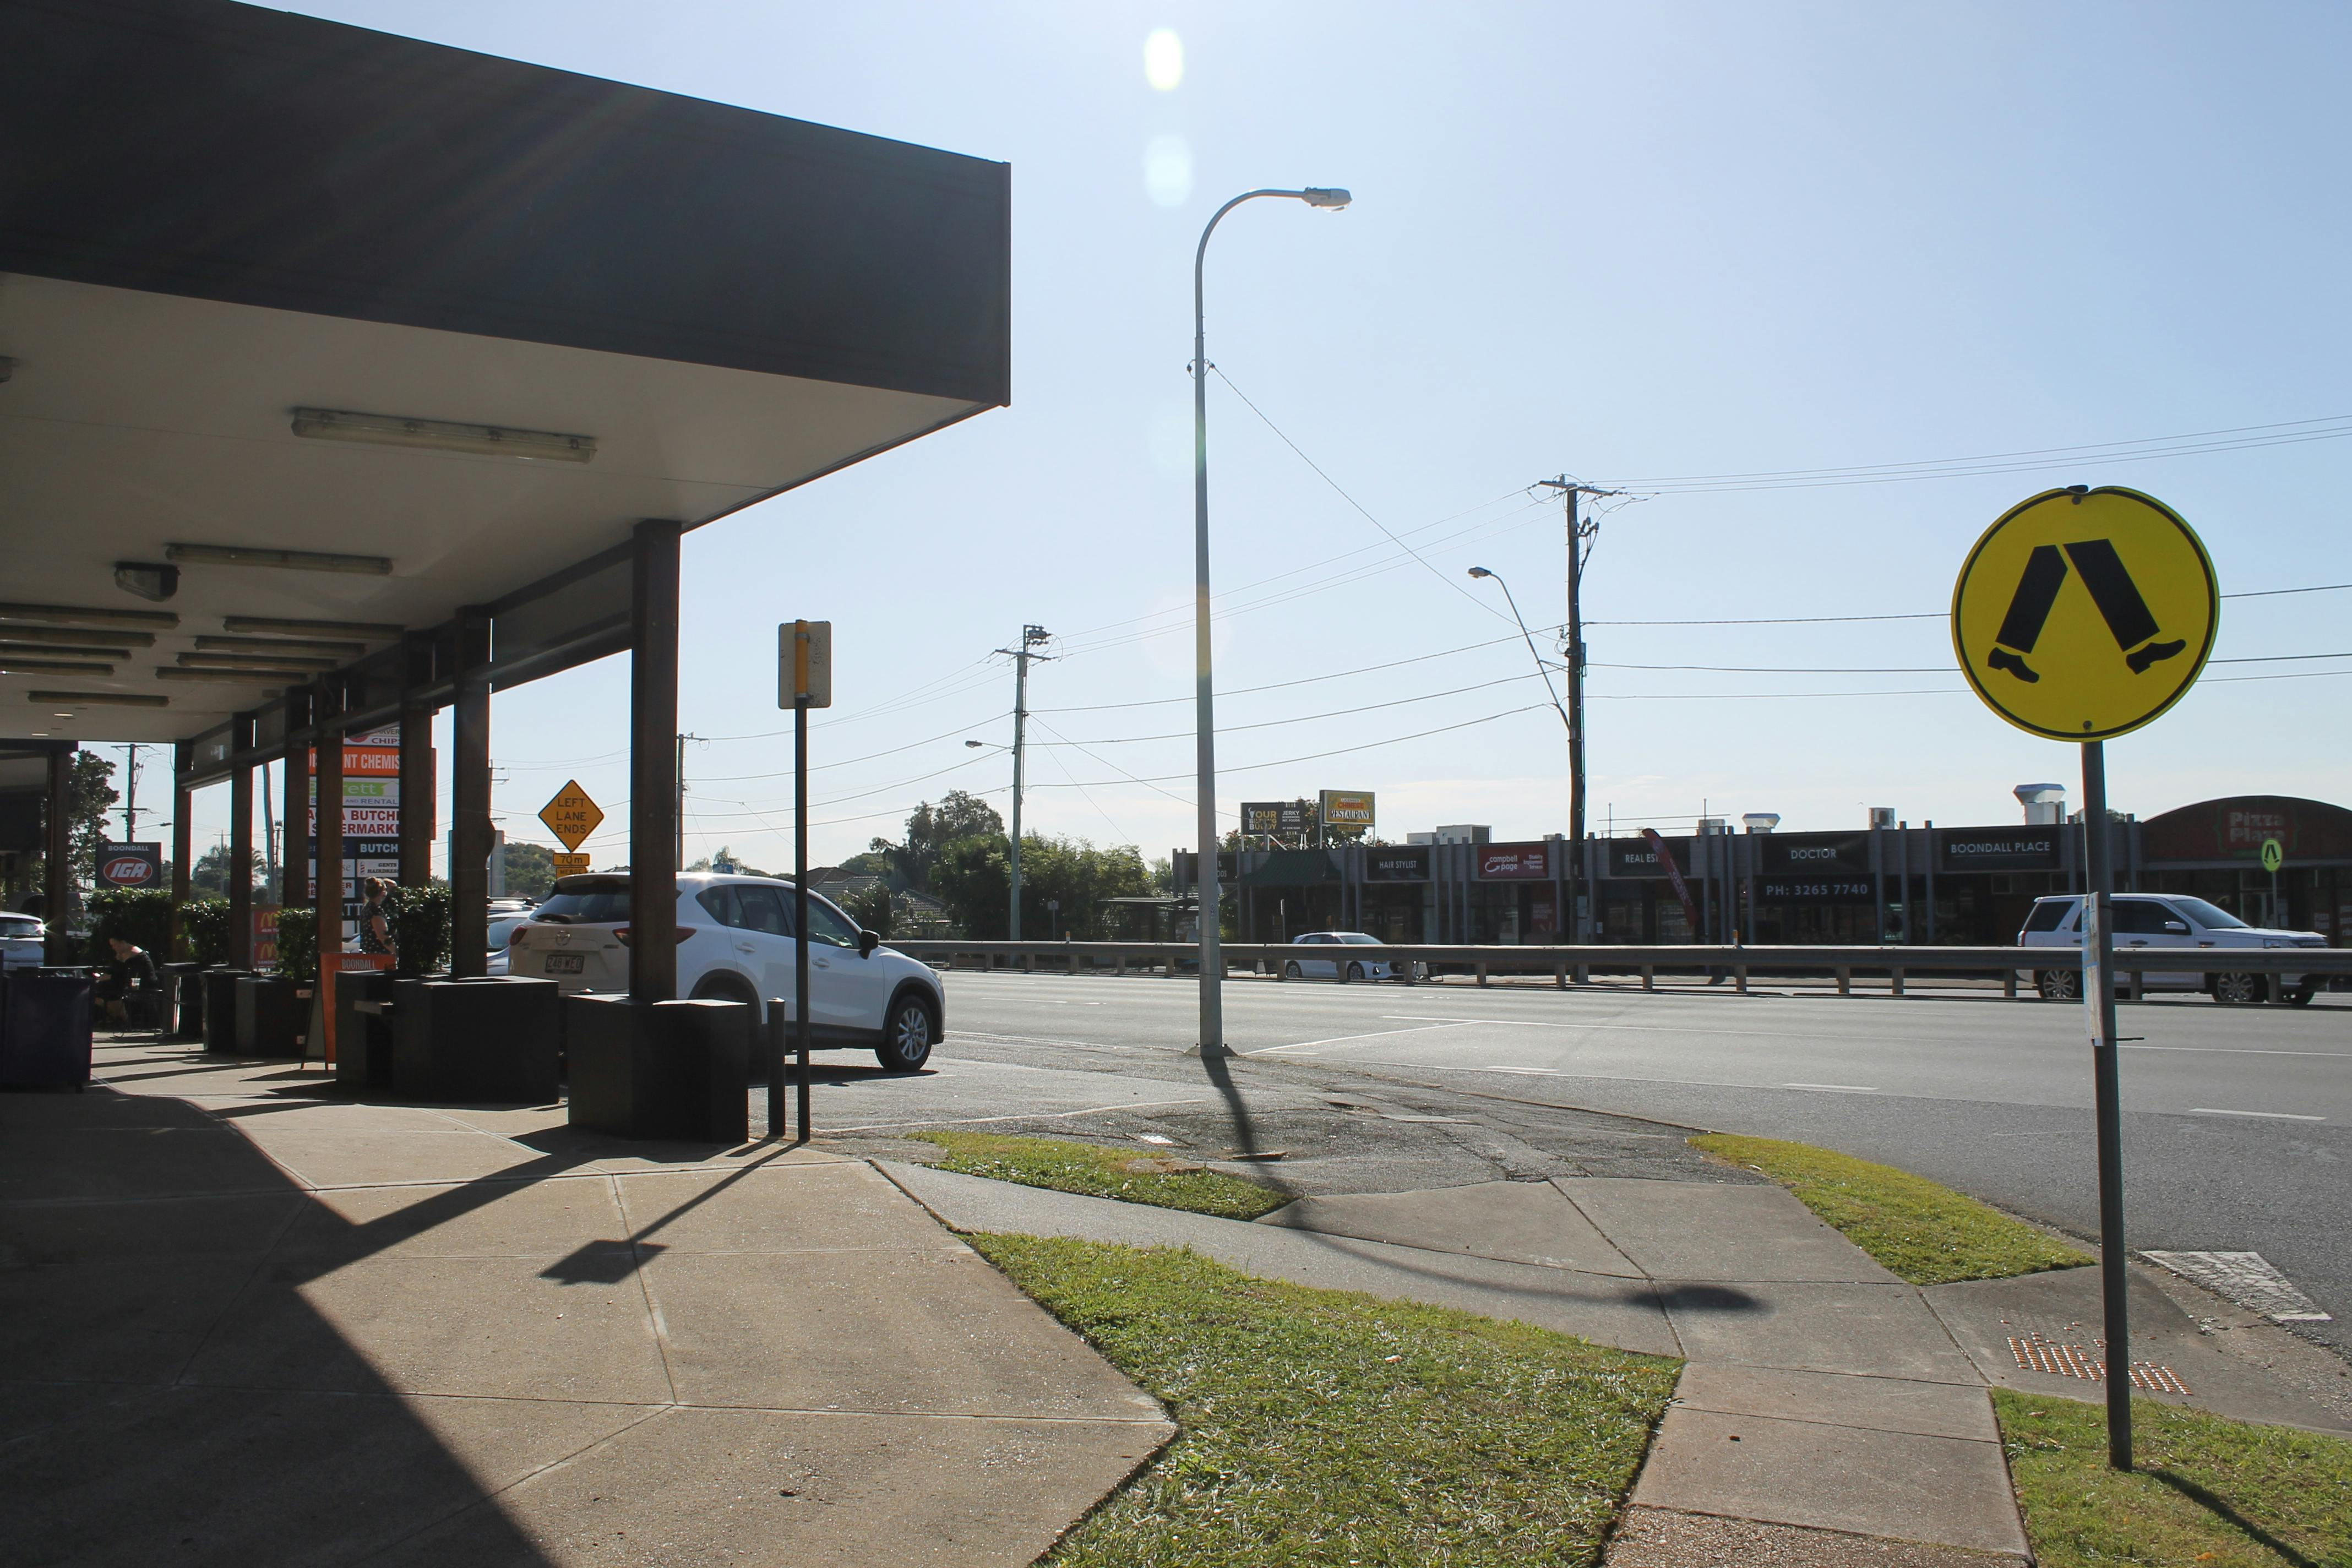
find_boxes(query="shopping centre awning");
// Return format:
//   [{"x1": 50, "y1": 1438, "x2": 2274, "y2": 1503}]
[{"x1": 0, "y1": 0, "x2": 1009, "y2": 973}]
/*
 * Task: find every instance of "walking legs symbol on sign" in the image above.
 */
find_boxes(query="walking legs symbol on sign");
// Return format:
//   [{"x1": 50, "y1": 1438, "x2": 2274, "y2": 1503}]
[{"x1": 1988, "y1": 538, "x2": 2187, "y2": 684}]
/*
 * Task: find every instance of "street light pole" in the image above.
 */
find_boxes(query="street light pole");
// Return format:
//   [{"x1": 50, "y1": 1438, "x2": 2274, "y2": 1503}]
[{"x1": 1192, "y1": 184, "x2": 1351, "y2": 1055}]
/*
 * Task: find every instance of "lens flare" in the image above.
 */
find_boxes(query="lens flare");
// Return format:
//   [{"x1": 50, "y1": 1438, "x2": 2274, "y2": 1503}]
[
  {"x1": 1144, "y1": 28, "x2": 1184, "y2": 91},
  {"x1": 1144, "y1": 134, "x2": 1193, "y2": 207}
]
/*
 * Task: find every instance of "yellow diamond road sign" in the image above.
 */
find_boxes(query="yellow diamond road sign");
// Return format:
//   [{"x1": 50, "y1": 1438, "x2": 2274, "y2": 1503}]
[
  {"x1": 539, "y1": 780, "x2": 604, "y2": 853},
  {"x1": 1952, "y1": 487, "x2": 2218, "y2": 742}
]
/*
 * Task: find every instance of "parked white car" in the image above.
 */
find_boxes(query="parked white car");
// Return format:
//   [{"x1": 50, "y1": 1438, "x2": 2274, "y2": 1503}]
[
  {"x1": 1281, "y1": 931, "x2": 1406, "y2": 982},
  {"x1": 1, "y1": 912, "x2": 45, "y2": 972},
  {"x1": 2018, "y1": 893, "x2": 2327, "y2": 1006},
  {"x1": 507, "y1": 873, "x2": 944, "y2": 1069}
]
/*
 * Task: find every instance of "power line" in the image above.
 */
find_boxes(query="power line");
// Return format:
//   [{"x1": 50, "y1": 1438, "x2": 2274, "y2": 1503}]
[
  {"x1": 1589, "y1": 580, "x2": 2350, "y2": 628},
  {"x1": 1206, "y1": 363, "x2": 1517, "y2": 627},
  {"x1": 1030, "y1": 671, "x2": 1540, "y2": 748},
  {"x1": 1602, "y1": 415, "x2": 2352, "y2": 496},
  {"x1": 1035, "y1": 631, "x2": 1527, "y2": 714}
]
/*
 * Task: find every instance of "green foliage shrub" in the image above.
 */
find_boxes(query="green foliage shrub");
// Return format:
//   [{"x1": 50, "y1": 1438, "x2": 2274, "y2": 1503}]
[
  {"x1": 180, "y1": 897, "x2": 232, "y2": 966},
  {"x1": 386, "y1": 883, "x2": 452, "y2": 974},
  {"x1": 273, "y1": 906, "x2": 319, "y2": 985},
  {"x1": 85, "y1": 888, "x2": 174, "y2": 962}
]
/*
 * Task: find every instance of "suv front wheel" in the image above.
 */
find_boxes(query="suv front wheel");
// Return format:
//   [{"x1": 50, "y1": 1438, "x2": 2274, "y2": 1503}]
[
  {"x1": 2212, "y1": 972, "x2": 2265, "y2": 1006},
  {"x1": 876, "y1": 990, "x2": 938, "y2": 1072},
  {"x1": 2035, "y1": 969, "x2": 2079, "y2": 1001}
]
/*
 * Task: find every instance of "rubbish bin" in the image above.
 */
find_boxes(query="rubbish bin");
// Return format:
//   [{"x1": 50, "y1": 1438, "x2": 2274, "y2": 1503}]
[
  {"x1": 235, "y1": 974, "x2": 306, "y2": 1057},
  {"x1": 201, "y1": 968, "x2": 250, "y2": 1053},
  {"x1": 391, "y1": 976, "x2": 562, "y2": 1103},
  {"x1": 334, "y1": 968, "x2": 400, "y2": 1093},
  {"x1": 566, "y1": 994, "x2": 749, "y2": 1142},
  {"x1": 0, "y1": 971, "x2": 95, "y2": 1088}
]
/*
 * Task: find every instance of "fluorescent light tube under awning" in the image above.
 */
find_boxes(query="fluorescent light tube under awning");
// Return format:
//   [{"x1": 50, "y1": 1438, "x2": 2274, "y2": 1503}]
[
  {"x1": 168, "y1": 543, "x2": 393, "y2": 575},
  {"x1": 290, "y1": 407, "x2": 597, "y2": 463}
]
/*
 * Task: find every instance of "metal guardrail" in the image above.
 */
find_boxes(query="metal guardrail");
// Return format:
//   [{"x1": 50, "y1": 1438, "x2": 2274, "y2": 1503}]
[{"x1": 886, "y1": 938, "x2": 2351, "y2": 999}]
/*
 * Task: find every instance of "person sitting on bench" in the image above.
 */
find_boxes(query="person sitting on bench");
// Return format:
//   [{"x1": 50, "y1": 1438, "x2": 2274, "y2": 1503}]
[{"x1": 95, "y1": 936, "x2": 161, "y2": 1027}]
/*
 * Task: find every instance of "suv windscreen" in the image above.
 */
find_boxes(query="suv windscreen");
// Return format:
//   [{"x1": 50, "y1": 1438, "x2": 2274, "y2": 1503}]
[
  {"x1": 2168, "y1": 896, "x2": 2248, "y2": 930},
  {"x1": 2022, "y1": 901, "x2": 2073, "y2": 934},
  {"x1": 533, "y1": 886, "x2": 633, "y2": 923}
]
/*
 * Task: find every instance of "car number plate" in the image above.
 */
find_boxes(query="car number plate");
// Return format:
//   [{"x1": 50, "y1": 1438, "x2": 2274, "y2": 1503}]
[{"x1": 545, "y1": 954, "x2": 585, "y2": 974}]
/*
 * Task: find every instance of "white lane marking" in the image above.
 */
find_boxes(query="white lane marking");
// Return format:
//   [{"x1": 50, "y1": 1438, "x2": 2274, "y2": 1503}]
[
  {"x1": 2187, "y1": 1107, "x2": 2326, "y2": 1121},
  {"x1": 1247, "y1": 1022, "x2": 1477, "y2": 1057},
  {"x1": 825, "y1": 1096, "x2": 1211, "y2": 1134},
  {"x1": 2143, "y1": 1250, "x2": 2334, "y2": 1322},
  {"x1": 1782, "y1": 1083, "x2": 1880, "y2": 1094},
  {"x1": 2122, "y1": 1044, "x2": 2352, "y2": 1059}
]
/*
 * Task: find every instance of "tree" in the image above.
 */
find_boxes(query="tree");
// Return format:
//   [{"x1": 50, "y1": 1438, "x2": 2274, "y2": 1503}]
[
  {"x1": 502, "y1": 841, "x2": 557, "y2": 899},
  {"x1": 929, "y1": 831, "x2": 1154, "y2": 939},
  {"x1": 869, "y1": 791, "x2": 1004, "y2": 892},
  {"x1": 20, "y1": 752, "x2": 122, "y2": 902},
  {"x1": 840, "y1": 880, "x2": 894, "y2": 939},
  {"x1": 190, "y1": 843, "x2": 265, "y2": 899}
]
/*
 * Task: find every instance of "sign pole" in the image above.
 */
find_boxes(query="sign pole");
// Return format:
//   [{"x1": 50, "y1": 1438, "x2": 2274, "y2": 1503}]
[
  {"x1": 794, "y1": 628, "x2": 813, "y2": 1145},
  {"x1": 2081, "y1": 739, "x2": 2132, "y2": 1471}
]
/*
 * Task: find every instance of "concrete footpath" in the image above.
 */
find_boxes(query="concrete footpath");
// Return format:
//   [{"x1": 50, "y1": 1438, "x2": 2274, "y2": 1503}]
[
  {"x1": 1, "y1": 1038, "x2": 1170, "y2": 1567},
  {"x1": 883, "y1": 1157, "x2": 2350, "y2": 1566}
]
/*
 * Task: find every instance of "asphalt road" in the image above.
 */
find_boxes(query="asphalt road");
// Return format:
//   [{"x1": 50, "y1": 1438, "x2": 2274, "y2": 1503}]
[{"x1": 813, "y1": 967, "x2": 2352, "y2": 1354}]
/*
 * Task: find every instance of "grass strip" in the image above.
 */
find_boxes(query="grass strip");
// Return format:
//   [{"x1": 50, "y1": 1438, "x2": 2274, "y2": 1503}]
[
  {"x1": 1996, "y1": 1388, "x2": 2352, "y2": 1567},
  {"x1": 909, "y1": 1128, "x2": 1291, "y2": 1220},
  {"x1": 1689, "y1": 1132, "x2": 2092, "y2": 1285},
  {"x1": 971, "y1": 1233, "x2": 1679, "y2": 1567}
]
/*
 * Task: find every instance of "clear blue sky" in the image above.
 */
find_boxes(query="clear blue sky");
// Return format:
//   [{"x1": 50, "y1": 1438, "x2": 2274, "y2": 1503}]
[{"x1": 172, "y1": 1, "x2": 2352, "y2": 870}]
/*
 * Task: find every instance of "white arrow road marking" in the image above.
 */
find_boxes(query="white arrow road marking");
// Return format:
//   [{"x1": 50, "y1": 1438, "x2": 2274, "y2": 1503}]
[
  {"x1": 2143, "y1": 1250, "x2": 2333, "y2": 1322},
  {"x1": 2188, "y1": 1108, "x2": 2326, "y2": 1121}
]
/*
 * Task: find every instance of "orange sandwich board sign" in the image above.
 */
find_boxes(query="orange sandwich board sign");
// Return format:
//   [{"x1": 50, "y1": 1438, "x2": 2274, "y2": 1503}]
[
  {"x1": 538, "y1": 781, "x2": 604, "y2": 853},
  {"x1": 1951, "y1": 486, "x2": 2218, "y2": 741}
]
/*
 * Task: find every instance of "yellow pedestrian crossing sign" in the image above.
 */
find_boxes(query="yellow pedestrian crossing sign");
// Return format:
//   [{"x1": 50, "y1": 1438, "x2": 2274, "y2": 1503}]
[
  {"x1": 538, "y1": 780, "x2": 605, "y2": 853},
  {"x1": 1952, "y1": 486, "x2": 2218, "y2": 741}
]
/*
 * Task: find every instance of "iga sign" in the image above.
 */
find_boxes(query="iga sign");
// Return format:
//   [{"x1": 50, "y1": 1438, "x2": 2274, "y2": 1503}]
[
  {"x1": 1477, "y1": 842, "x2": 1550, "y2": 880},
  {"x1": 1319, "y1": 790, "x2": 1375, "y2": 830},
  {"x1": 97, "y1": 841, "x2": 163, "y2": 888}
]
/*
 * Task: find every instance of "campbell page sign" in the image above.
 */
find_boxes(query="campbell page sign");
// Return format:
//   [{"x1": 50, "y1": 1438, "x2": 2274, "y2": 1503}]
[{"x1": 1477, "y1": 842, "x2": 1550, "y2": 880}]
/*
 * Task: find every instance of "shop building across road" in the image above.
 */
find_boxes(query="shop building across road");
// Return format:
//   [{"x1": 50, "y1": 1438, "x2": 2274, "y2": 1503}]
[{"x1": 1180, "y1": 794, "x2": 2351, "y2": 949}]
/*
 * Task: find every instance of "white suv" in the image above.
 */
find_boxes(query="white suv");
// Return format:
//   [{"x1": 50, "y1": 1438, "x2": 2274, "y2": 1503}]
[
  {"x1": 2018, "y1": 893, "x2": 2327, "y2": 1006},
  {"x1": 508, "y1": 873, "x2": 945, "y2": 1070}
]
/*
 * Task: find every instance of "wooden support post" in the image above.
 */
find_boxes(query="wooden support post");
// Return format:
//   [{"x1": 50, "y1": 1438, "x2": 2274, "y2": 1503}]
[
  {"x1": 450, "y1": 612, "x2": 493, "y2": 979},
  {"x1": 281, "y1": 689, "x2": 309, "y2": 910},
  {"x1": 1891, "y1": 967, "x2": 1905, "y2": 997},
  {"x1": 315, "y1": 689, "x2": 345, "y2": 961},
  {"x1": 44, "y1": 744, "x2": 75, "y2": 965},
  {"x1": 2005, "y1": 968, "x2": 2018, "y2": 1000},
  {"x1": 170, "y1": 742, "x2": 193, "y2": 961},
  {"x1": 1735, "y1": 965, "x2": 1748, "y2": 994},
  {"x1": 1836, "y1": 966, "x2": 1852, "y2": 996},
  {"x1": 399, "y1": 633, "x2": 437, "y2": 888},
  {"x1": 1574, "y1": 963, "x2": 1590, "y2": 984},
  {"x1": 1476, "y1": 962, "x2": 1489, "y2": 987},
  {"x1": 1640, "y1": 963, "x2": 1654, "y2": 992},
  {"x1": 1555, "y1": 962, "x2": 1568, "y2": 989},
  {"x1": 227, "y1": 722, "x2": 253, "y2": 967},
  {"x1": 628, "y1": 523, "x2": 682, "y2": 999}
]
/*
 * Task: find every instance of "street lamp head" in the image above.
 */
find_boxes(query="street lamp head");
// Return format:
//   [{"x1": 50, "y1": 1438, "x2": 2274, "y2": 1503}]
[
  {"x1": 1467, "y1": 566, "x2": 1494, "y2": 579},
  {"x1": 965, "y1": 739, "x2": 985, "y2": 748},
  {"x1": 1300, "y1": 187, "x2": 1352, "y2": 209}
]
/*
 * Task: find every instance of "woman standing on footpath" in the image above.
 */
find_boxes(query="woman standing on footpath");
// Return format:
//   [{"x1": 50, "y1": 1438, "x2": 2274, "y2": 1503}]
[{"x1": 357, "y1": 877, "x2": 398, "y2": 965}]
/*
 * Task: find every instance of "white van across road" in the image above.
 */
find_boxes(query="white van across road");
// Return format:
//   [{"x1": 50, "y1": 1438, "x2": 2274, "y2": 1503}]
[
  {"x1": 2017, "y1": 893, "x2": 2327, "y2": 1006},
  {"x1": 507, "y1": 873, "x2": 945, "y2": 1070}
]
